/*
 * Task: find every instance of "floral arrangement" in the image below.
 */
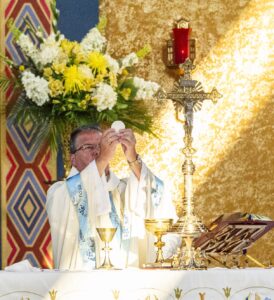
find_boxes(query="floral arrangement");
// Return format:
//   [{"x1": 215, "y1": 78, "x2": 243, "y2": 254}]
[{"x1": 0, "y1": 2, "x2": 159, "y2": 152}]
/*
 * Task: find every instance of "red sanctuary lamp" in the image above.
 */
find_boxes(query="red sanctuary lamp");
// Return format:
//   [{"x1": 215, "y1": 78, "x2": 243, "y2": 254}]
[
  {"x1": 166, "y1": 19, "x2": 195, "y2": 68},
  {"x1": 173, "y1": 22, "x2": 191, "y2": 64}
]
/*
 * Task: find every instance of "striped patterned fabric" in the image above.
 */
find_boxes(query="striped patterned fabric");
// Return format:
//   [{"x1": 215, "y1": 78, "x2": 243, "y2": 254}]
[
  {"x1": 2, "y1": 0, "x2": 53, "y2": 269},
  {"x1": 0, "y1": 0, "x2": 98, "y2": 269}
]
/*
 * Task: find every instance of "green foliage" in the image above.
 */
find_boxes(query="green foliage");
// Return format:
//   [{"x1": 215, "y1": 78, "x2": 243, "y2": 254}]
[{"x1": 0, "y1": 76, "x2": 11, "y2": 93}]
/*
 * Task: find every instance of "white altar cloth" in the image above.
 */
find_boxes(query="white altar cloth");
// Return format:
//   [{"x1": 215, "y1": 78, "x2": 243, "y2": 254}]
[{"x1": 0, "y1": 268, "x2": 273, "y2": 300}]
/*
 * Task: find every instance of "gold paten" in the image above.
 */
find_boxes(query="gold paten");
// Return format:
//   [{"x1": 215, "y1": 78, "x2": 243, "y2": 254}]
[{"x1": 96, "y1": 227, "x2": 117, "y2": 269}]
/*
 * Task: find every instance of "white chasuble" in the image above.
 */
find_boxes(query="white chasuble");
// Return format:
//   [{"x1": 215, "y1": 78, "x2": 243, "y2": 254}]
[{"x1": 46, "y1": 160, "x2": 171, "y2": 270}]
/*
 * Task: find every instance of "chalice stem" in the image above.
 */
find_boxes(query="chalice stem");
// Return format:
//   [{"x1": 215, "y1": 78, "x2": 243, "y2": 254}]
[
  {"x1": 155, "y1": 234, "x2": 165, "y2": 263},
  {"x1": 102, "y1": 242, "x2": 113, "y2": 268},
  {"x1": 155, "y1": 248, "x2": 164, "y2": 263}
]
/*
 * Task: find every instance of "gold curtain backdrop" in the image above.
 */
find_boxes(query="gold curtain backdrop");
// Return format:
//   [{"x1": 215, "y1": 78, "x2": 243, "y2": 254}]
[{"x1": 100, "y1": 0, "x2": 274, "y2": 264}]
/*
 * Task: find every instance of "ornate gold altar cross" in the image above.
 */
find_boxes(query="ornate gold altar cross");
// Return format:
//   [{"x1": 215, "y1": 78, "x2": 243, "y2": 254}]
[
  {"x1": 163, "y1": 58, "x2": 221, "y2": 154},
  {"x1": 158, "y1": 58, "x2": 222, "y2": 269}
]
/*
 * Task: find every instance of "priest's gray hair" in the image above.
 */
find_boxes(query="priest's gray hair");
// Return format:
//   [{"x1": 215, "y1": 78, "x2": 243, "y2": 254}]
[{"x1": 70, "y1": 124, "x2": 102, "y2": 154}]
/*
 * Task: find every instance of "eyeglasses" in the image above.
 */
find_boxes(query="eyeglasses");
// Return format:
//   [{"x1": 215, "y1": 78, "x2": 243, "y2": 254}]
[{"x1": 74, "y1": 144, "x2": 100, "y2": 154}]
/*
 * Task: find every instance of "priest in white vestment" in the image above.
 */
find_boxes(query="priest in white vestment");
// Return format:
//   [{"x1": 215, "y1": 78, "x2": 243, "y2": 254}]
[{"x1": 46, "y1": 124, "x2": 175, "y2": 270}]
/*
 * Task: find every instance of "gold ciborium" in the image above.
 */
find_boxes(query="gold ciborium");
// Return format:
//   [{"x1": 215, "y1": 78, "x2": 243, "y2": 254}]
[
  {"x1": 96, "y1": 227, "x2": 117, "y2": 269},
  {"x1": 145, "y1": 218, "x2": 173, "y2": 267}
]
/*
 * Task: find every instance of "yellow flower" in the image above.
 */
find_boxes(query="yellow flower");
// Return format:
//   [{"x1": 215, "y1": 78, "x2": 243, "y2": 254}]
[
  {"x1": 75, "y1": 51, "x2": 86, "y2": 64},
  {"x1": 87, "y1": 52, "x2": 107, "y2": 74},
  {"x1": 85, "y1": 94, "x2": 90, "y2": 101},
  {"x1": 52, "y1": 62, "x2": 66, "y2": 74},
  {"x1": 43, "y1": 67, "x2": 53, "y2": 78},
  {"x1": 109, "y1": 72, "x2": 117, "y2": 87},
  {"x1": 60, "y1": 39, "x2": 78, "y2": 56},
  {"x1": 49, "y1": 79, "x2": 64, "y2": 97},
  {"x1": 82, "y1": 78, "x2": 94, "y2": 91},
  {"x1": 121, "y1": 69, "x2": 128, "y2": 76},
  {"x1": 95, "y1": 74, "x2": 104, "y2": 84},
  {"x1": 63, "y1": 65, "x2": 85, "y2": 93},
  {"x1": 78, "y1": 100, "x2": 87, "y2": 109},
  {"x1": 19, "y1": 65, "x2": 25, "y2": 71},
  {"x1": 121, "y1": 88, "x2": 131, "y2": 100},
  {"x1": 72, "y1": 43, "x2": 80, "y2": 54},
  {"x1": 78, "y1": 65, "x2": 94, "y2": 91},
  {"x1": 53, "y1": 50, "x2": 68, "y2": 65}
]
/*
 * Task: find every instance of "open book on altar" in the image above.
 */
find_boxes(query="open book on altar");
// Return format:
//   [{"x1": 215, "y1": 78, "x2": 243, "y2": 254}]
[{"x1": 193, "y1": 212, "x2": 274, "y2": 254}]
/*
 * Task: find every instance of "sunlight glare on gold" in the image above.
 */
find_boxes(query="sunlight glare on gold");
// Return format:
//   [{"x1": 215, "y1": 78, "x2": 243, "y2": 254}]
[
  {"x1": 111, "y1": 0, "x2": 273, "y2": 210},
  {"x1": 190, "y1": 0, "x2": 273, "y2": 189}
]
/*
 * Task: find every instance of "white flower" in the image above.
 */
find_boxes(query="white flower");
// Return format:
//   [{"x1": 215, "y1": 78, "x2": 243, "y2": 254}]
[
  {"x1": 17, "y1": 33, "x2": 38, "y2": 61},
  {"x1": 21, "y1": 71, "x2": 49, "y2": 106},
  {"x1": 121, "y1": 52, "x2": 138, "y2": 69},
  {"x1": 104, "y1": 54, "x2": 119, "y2": 74},
  {"x1": 34, "y1": 33, "x2": 60, "y2": 66},
  {"x1": 133, "y1": 77, "x2": 160, "y2": 100},
  {"x1": 92, "y1": 83, "x2": 117, "y2": 111},
  {"x1": 35, "y1": 29, "x2": 44, "y2": 40},
  {"x1": 80, "y1": 27, "x2": 106, "y2": 53}
]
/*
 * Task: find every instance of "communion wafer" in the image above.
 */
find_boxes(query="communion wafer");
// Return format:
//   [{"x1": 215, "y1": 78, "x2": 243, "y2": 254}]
[{"x1": 111, "y1": 120, "x2": 125, "y2": 132}]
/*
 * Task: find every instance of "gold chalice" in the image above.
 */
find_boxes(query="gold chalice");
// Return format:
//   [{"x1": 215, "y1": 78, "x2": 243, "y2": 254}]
[
  {"x1": 145, "y1": 218, "x2": 173, "y2": 266},
  {"x1": 96, "y1": 227, "x2": 117, "y2": 269}
]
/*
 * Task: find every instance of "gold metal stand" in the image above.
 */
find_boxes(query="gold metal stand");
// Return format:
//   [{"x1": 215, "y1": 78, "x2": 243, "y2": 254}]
[{"x1": 158, "y1": 58, "x2": 221, "y2": 269}]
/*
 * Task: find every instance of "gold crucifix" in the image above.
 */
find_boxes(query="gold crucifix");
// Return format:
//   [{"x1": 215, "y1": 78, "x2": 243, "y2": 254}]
[
  {"x1": 160, "y1": 58, "x2": 222, "y2": 155},
  {"x1": 157, "y1": 57, "x2": 222, "y2": 269}
]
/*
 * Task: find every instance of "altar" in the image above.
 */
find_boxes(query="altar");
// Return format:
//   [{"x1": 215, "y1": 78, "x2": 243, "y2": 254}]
[{"x1": 0, "y1": 268, "x2": 273, "y2": 300}]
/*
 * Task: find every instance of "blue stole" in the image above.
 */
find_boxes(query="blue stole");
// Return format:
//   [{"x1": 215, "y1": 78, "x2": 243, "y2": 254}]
[
  {"x1": 151, "y1": 175, "x2": 164, "y2": 208},
  {"x1": 108, "y1": 174, "x2": 164, "y2": 241},
  {"x1": 66, "y1": 173, "x2": 96, "y2": 269},
  {"x1": 108, "y1": 192, "x2": 131, "y2": 267},
  {"x1": 108, "y1": 192, "x2": 131, "y2": 241},
  {"x1": 109, "y1": 192, "x2": 122, "y2": 242}
]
